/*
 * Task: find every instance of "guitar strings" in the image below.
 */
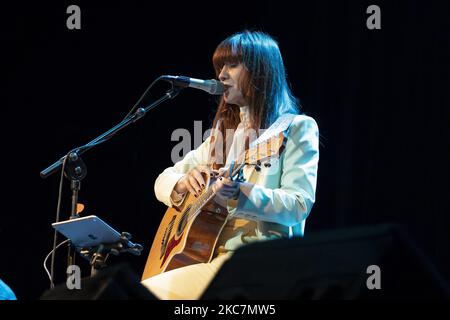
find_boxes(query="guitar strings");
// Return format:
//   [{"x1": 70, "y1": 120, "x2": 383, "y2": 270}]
[{"x1": 182, "y1": 133, "x2": 282, "y2": 224}]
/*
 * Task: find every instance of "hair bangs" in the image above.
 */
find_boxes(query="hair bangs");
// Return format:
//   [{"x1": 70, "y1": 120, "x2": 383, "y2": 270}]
[{"x1": 212, "y1": 38, "x2": 243, "y2": 76}]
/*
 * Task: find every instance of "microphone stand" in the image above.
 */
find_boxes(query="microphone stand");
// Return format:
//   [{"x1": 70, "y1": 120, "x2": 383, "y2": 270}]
[
  {"x1": 41, "y1": 84, "x2": 183, "y2": 285},
  {"x1": 41, "y1": 86, "x2": 183, "y2": 179},
  {"x1": 64, "y1": 151, "x2": 88, "y2": 272}
]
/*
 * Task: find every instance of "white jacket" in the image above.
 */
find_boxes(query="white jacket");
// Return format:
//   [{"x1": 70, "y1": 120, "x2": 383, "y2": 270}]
[{"x1": 154, "y1": 114, "x2": 319, "y2": 251}]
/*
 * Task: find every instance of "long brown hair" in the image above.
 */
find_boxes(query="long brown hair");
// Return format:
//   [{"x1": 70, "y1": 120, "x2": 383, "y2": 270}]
[{"x1": 209, "y1": 30, "x2": 300, "y2": 169}]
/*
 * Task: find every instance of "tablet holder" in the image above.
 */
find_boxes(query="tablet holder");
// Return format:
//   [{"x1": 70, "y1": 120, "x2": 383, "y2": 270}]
[{"x1": 77, "y1": 231, "x2": 143, "y2": 276}]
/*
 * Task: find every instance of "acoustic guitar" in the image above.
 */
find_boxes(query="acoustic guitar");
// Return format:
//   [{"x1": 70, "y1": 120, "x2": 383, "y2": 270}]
[{"x1": 141, "y1": 131, "x2": 286, "y2": 280}]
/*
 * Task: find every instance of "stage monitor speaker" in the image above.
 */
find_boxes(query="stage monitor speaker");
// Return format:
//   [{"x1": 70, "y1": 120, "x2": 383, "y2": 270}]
[
  {"x1": 40, "y1": 263, "x2": 156, "y2": 300},
  {"x1": 202, "y1": 224, "x2": 450, "y2": 299}
]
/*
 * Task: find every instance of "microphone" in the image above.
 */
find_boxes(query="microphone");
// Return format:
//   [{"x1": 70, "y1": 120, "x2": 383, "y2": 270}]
[{"x1": 161, "y1": 75, "x2": 224, "y2": 95}]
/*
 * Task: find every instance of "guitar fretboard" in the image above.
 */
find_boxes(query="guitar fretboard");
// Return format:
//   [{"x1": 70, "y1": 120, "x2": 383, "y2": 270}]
[
  {"x1": 181, "y1": 185, "x2": 216, "y2": 224},
  {"x1": 191, "y1": 187, "x2": 215, "y2": 215}
]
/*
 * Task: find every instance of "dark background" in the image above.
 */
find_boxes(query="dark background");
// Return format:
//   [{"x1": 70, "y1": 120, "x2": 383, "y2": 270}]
[{"x1": 2, "y1": 0, "x2": 449, "y2": 300}]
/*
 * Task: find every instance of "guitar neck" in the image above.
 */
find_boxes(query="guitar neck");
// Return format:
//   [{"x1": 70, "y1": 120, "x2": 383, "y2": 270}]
[
  {"x1": 187, "y1": 132, "x2": 284, "y2": 219},
  {"x1": 190, "y1": 186, "x2": 216, "y2": 215}
]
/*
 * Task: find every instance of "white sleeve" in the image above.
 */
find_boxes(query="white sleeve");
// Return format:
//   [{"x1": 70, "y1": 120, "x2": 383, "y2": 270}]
[
  {"x1": 154, "y1": 137, "x2": 212, "y2": 207},
  {"x1": 231, "y1": 115, "x2": 319, "y2": 227}
]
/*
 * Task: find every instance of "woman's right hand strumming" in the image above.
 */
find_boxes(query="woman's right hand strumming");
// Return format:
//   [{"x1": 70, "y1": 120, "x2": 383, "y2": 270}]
[{"x1": 174, "y1": 166, "x2": 212, "y2": 198}]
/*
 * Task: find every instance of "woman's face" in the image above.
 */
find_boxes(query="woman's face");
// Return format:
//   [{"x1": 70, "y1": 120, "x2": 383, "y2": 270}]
[{"x1": 218, "y1": 62, "x2": 248, "y2": 107}]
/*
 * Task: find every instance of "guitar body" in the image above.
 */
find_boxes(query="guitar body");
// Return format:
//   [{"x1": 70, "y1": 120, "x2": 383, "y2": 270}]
[
  {"x1": 141, "y1": 131, "x2": 286, "y2": 281},
  {"x1": 141, "y1": 175, "x2": 229, "y2": 281}
]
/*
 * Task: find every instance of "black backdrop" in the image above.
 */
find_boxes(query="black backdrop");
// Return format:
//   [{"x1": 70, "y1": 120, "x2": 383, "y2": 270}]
[{"x1": 2, "y1": 0, "x2": 449, "y2": 300}]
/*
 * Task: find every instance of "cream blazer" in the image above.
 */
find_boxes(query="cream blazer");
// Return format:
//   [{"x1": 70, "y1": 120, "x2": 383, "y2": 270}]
[{"x1": 154, "y1": 114, "x2": 319, "y2": 252}]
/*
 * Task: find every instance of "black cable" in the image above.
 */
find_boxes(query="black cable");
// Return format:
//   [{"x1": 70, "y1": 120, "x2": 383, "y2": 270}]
[
  {"x1": 78, "y1": 76, "x2": 166, "y2": 149},
  {"x1": 122, "y1": 75, "x2": 165, "y2": 120},
  {"x1": 49, "y1": 154, "x2": 69, "y2": 288},
  {"x1": 44, "y1": 239, "x2": 70, "y2": 285}
]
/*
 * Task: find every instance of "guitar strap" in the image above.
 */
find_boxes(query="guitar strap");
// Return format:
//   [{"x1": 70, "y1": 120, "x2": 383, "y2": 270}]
[
  {"x1": 232, "y1": 113, "x2": 297, "y2": 183},
  {"x1": 208, "y1": 113, "x2": 298, "y2": 171},
  {"x1": 250, "y1": 113, "x2": 297, "y2": 148}
]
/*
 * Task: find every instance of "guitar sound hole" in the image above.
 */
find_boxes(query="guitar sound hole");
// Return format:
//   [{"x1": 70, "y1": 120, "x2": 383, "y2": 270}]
[
  {"x1": 160, "y1": 228, "x2": 168, "y2": 258},
  {"x1": 177, "y1": 205, "x2": 191, "y2": 236},
  {"x1": 161, "y1": 216, "x2": 176, "y2": 258}
]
